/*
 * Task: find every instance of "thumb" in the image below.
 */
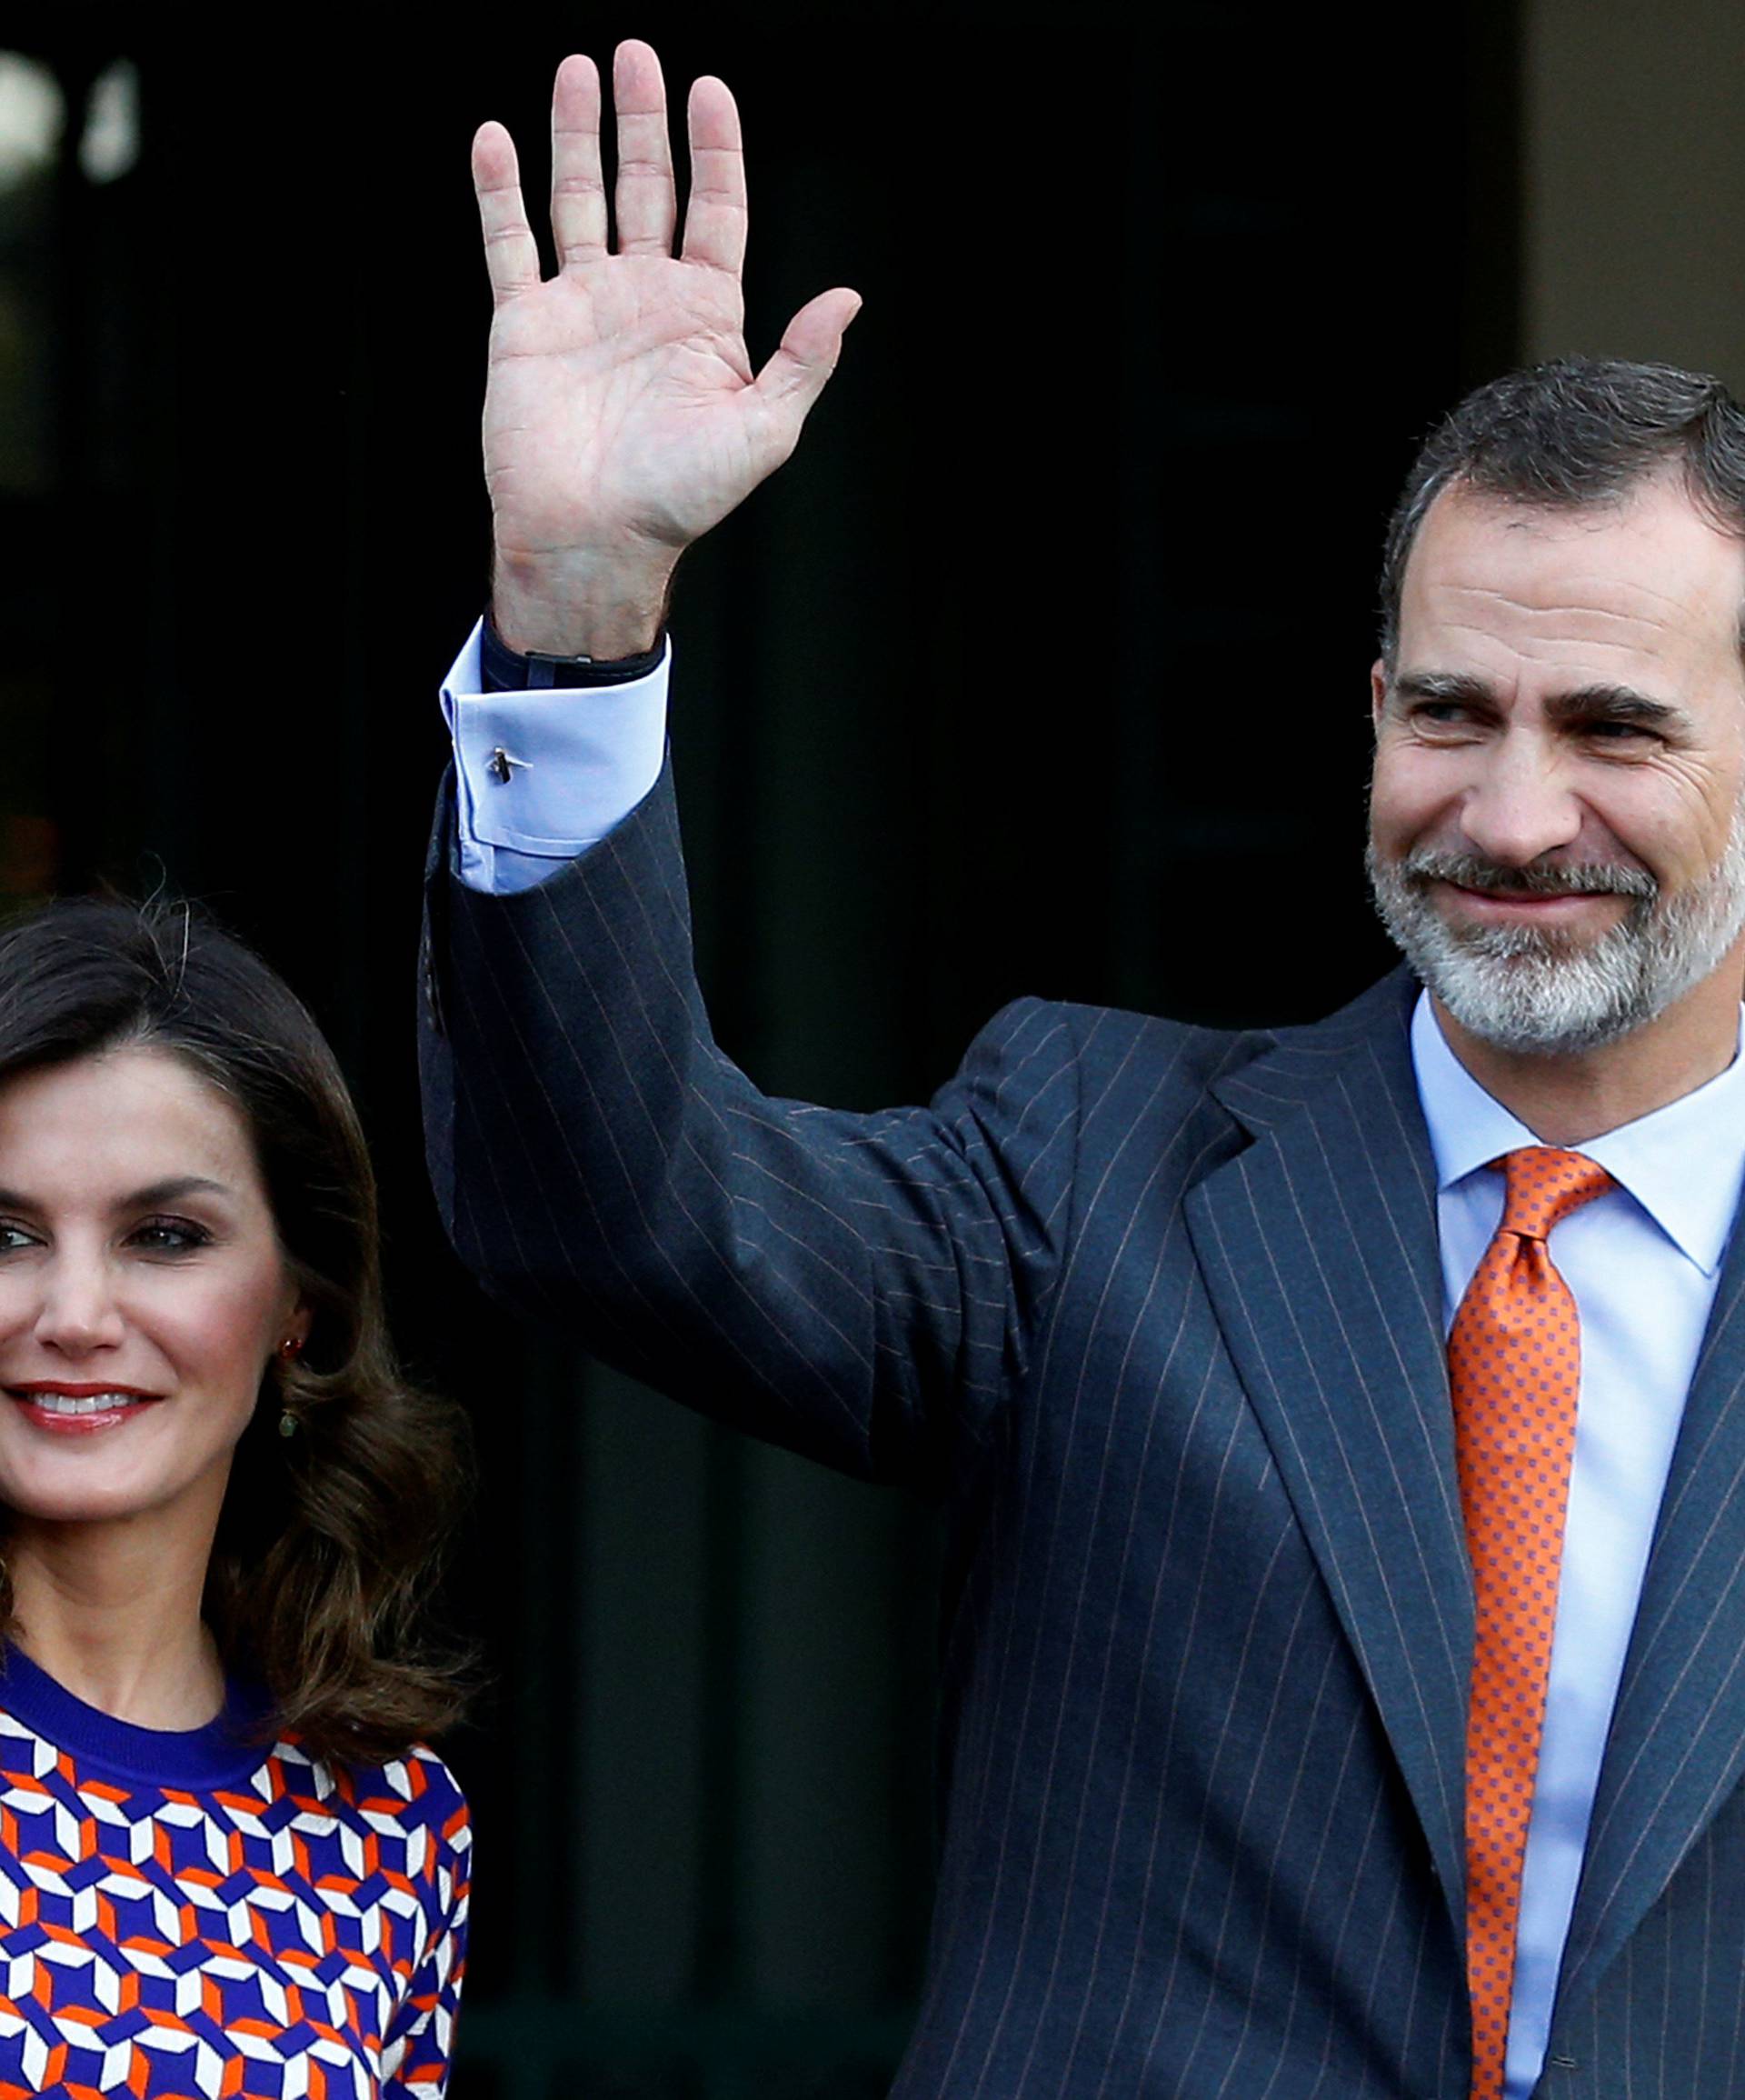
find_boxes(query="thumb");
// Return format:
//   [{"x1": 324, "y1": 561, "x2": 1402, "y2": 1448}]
[{"x1": 747, "y1": 287, "x2": 863, "y2": 449}]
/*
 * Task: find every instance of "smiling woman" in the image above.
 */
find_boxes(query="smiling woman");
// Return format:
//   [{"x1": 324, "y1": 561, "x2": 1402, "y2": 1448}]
[{"x1": 0, "y1": 896, "x2": 473, "y2": 2098}]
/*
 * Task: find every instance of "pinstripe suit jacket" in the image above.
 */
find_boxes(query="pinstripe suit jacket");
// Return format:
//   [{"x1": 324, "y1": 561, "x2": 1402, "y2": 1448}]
[{"x1": 420, "y1": 764, "x2": 1745, "y2": 2099}]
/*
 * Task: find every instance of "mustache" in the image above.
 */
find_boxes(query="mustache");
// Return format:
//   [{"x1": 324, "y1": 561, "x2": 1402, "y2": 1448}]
[{"x1": 1401, "y1": 847, "x2": 1657, "y2": 902}]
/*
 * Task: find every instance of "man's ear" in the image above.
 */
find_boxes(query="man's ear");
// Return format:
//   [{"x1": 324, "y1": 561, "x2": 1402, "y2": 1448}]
[{"x1": 1370, "y1": 658, "x2": 1389, "y2": 730}]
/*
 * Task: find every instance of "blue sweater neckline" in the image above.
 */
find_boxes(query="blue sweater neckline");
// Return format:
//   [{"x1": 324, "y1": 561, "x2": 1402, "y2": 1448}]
[{"x1": 0, "y1": 1643, "x2": 273, "y2": 1789}]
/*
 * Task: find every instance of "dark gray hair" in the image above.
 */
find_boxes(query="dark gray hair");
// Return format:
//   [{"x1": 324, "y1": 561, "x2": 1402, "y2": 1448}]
[{"x1": 1379, "y1": 357, "x2": 1745, "y2": 665}]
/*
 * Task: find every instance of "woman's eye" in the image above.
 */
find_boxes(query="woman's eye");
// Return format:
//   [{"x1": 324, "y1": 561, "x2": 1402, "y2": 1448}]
[
  {"x1": 129, "y1": 1218, "x2": 213, "y2": 1255},
  {"x1": 0, "y1": 1224, "x2": 35, "y2": 1255}
]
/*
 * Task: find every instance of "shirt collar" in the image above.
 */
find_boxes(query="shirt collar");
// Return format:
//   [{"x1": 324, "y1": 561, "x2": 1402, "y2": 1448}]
[{"x1": 1410, "y1": 992, "x2": 1745, "y2": 1278}]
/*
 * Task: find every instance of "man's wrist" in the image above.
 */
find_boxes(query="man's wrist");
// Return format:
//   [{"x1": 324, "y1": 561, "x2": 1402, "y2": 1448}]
[
  {"x1": 480, "y1": 616, "x2": 666, "y2": 692},
  {"x1": 490, "y1": 548, "x2": 677, "y2": 661}
]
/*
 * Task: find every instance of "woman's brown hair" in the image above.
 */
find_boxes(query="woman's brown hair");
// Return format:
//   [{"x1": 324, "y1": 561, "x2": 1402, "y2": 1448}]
[{"x1": 0, "y1": 895, "x2": 473, "y2": 1766}]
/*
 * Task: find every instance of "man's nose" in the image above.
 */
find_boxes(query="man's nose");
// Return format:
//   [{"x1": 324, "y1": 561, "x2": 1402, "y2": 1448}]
[
  {"x1": 33, "y1": 1255, "x2": 126, "y2": 1354},
  {"x1": 1455, "y1": 737, "x2": 1585, "y2": 868}
]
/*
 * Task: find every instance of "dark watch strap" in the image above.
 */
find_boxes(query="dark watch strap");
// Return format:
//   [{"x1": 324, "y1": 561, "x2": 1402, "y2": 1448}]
[{"x1": 480, "y1": 616, "x2": 666, "y2": 693}]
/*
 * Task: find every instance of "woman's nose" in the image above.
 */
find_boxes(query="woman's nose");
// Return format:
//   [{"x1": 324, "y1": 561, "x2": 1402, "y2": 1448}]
[{"x1": 32, "y1": 1256, "x2": 126, "y2": 1355}]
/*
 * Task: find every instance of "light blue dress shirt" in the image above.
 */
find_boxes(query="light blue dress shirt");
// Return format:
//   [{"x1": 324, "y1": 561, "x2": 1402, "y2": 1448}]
[
  {"x1": 441, "y1": 625, "x2": 1745, "y2": 2093},
  {"x1": 1411, "y1": 994, "x2": 1745, "y2": 2096},
  {"x1": 441, "y1": 620, "x2": 670, "y2": 895}
]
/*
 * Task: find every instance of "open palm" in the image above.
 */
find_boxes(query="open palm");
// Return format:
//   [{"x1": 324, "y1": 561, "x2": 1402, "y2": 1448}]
[{"x1": 474, "y1": 45, "x2": 859, "y2": 655}]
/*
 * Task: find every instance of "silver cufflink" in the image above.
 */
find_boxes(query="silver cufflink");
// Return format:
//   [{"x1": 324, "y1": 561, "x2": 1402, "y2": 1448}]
[{"x1": 487, "y1": 747, "x2": 530, "y2": 785}]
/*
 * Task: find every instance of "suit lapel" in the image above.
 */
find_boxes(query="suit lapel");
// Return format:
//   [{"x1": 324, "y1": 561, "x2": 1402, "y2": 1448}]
[
  {"x1": 1186, "y1": 968, "x2": 1745, "y2": 2014},
  {"x1": 1555, "y1": 1203, "x2": 1745, "y2": 2013},
  {"x1": 1185, "y1": 969, "x2": 1474, "y2": 1935}
]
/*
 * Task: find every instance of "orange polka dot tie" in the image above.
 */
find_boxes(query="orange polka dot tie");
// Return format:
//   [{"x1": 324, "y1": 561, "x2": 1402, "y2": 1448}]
[{"x1": 1449, "y1": 1146, "x2": 1613, "y2": 2100}]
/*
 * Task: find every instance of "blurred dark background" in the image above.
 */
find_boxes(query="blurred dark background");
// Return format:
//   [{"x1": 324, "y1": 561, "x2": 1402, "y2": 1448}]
[{"x1": 1, "y1": 3, "x2": 1740, "y2": 2093}]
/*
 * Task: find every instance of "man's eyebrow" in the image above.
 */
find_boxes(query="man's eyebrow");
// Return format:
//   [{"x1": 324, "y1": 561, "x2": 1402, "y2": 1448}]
[
  {"x1": 0, "y1": 1175, "x2": 235, "y2": 1214},
  {"x1": 1543, "y1": 683, "x2": 1685, "y2": 729},
  {"x1": 1390, "y1": 670, "x2": 1494, "y2": 706},
  {"x1": 1390, "y1": 669, "x2": 1687, "y2": 729}
]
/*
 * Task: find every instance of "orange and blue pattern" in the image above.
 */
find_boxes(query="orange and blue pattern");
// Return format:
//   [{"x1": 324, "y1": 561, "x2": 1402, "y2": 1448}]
[{"x1": 0, "y1": 1654, "x2": 467, "y2": 2098}]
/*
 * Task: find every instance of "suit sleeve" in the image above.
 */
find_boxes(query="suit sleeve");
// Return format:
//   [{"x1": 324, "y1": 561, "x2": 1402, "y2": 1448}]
[{"x1": 419, "y1": 760, "x2": 1079, "y2": 1492}]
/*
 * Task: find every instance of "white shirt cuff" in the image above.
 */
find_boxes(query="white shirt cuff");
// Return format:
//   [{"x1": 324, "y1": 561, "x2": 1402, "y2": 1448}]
[{"x1": 440, "y1": 620, "x2": 671, "y2": 895}]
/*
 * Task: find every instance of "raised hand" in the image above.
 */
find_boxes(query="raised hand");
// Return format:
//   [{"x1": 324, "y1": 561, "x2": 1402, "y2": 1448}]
[{"x1": 472, "y1": 41, "x2": 862, "y2": 657}]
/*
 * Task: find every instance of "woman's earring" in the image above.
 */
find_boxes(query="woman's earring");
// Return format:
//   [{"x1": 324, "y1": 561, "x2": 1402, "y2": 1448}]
[{"x1": 277, "y1": 1335, "x2": 303, "y2": 1439}]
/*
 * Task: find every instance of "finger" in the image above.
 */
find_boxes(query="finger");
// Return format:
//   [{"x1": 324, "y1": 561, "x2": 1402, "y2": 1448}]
[
  {"x1": 471, "y1": 122, "x2": 543, "y2": 304},
  {"x1": 747, "y1": 288, "x2": 863, "y2": 449},
  {"x1": 612, "y1": 39, "x2": 677, "y2": 254},
  {"x1": 551, "y1": 54, "x2": 607, "y2": 264},
  {"x1": 681, "y1": 75, "x2": 747, "y2": 276}
]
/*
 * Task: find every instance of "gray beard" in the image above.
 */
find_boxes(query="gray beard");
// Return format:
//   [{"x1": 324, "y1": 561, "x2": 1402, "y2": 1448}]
[{"x1": 1365, "y1": 809, "x2": 1745, "y2": 1055}]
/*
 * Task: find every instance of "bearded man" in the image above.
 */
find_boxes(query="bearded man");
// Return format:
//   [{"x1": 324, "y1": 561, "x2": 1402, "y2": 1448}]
[{"x1": 418, "y1": 40, "x2": 1745, "y2": 2100}]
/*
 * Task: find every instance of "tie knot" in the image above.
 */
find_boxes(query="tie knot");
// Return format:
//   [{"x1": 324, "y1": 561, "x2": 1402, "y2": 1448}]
[{"x1": 1491, "y1": 1145, "x2": 1614, "y2": 1241}]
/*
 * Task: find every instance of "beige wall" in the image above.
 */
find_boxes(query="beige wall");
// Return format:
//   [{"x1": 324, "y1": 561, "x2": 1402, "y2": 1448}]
[{"x1": 1524, "y1": 0, "x2": 1745, "y2": 385}]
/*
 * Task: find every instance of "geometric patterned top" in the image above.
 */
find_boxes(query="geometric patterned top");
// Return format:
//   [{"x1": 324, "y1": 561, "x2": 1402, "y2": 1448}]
[{"x1": 0, "y1": 1647, "x2": 470, "y2": 2097}]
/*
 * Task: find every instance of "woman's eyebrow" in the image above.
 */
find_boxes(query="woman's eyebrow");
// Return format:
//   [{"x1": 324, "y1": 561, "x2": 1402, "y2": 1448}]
[
  {"x1": 0, "y1": 1175, "x2": 234, "y2": 1213},
  {"x1": 121, "y1": 1175, "x2": 235, "y2": 1208}
]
